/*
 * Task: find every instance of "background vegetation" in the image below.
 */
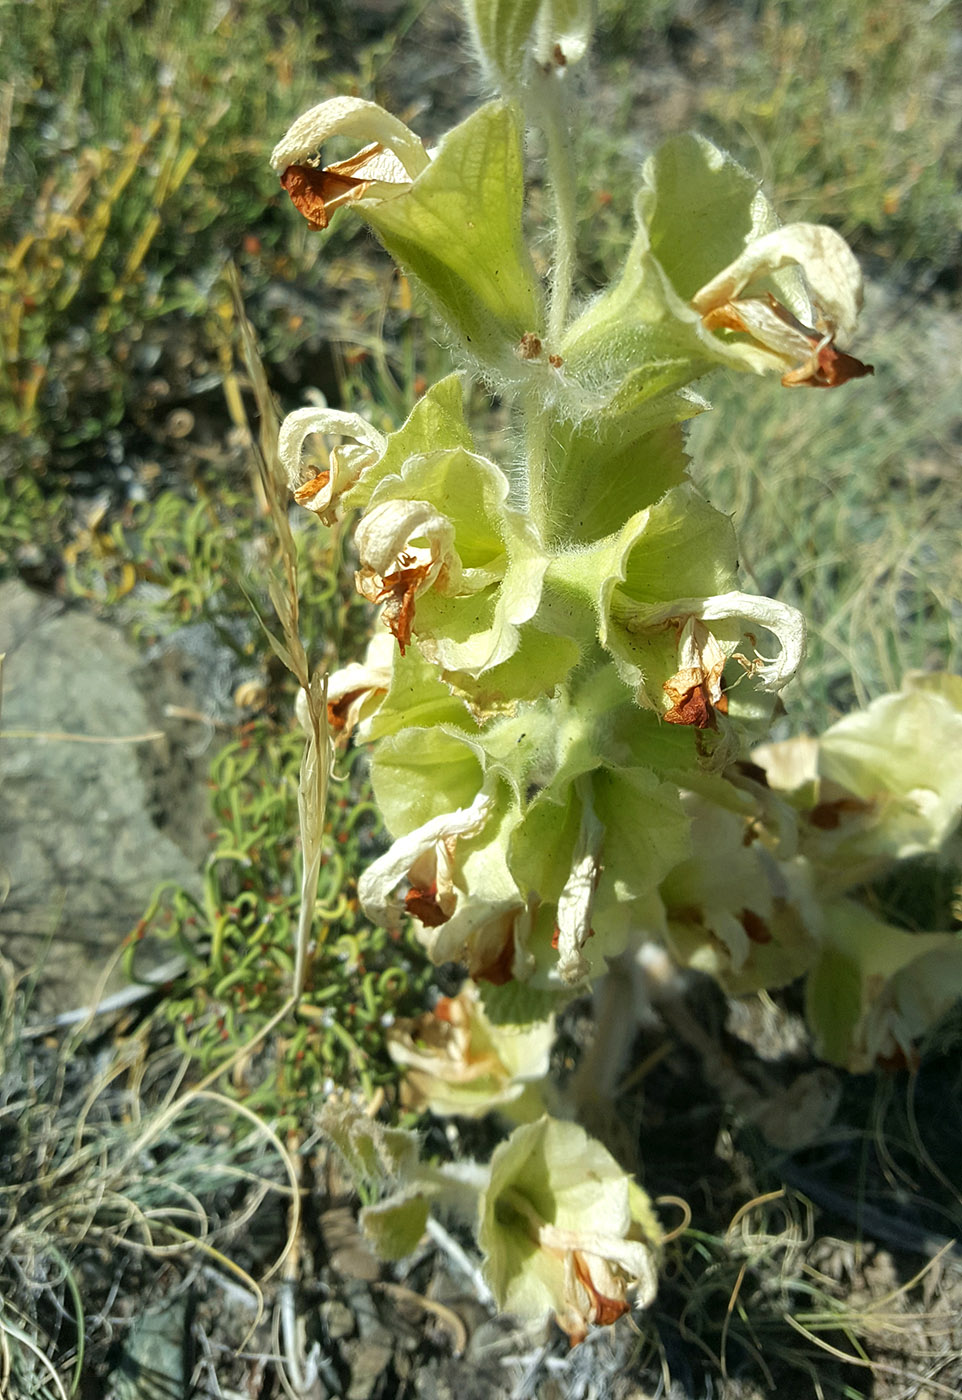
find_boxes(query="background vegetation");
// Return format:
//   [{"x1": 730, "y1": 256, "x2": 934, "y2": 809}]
[{"x1": 2, "y1": 0, "x2": 961, "y2": 1395}]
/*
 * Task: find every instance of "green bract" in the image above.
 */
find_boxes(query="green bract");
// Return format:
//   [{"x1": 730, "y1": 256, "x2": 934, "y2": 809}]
[
  {"x1": 756, "y1": 673, "x2": 962, "y2": 884},
  {"x1": 657, "y1": 783, "x2": 819, "y2": 996},
  {"x1": 806, "y1": 901, "x2": 962, "y2": 1072},
  {"x1": 356, "y1": 446, "x2": 549, "y2": 677},
  {"x1": 478, "y1": 1116, "x2": 662, "y2": 1343},
  {"x1": 363, "y1": 103, "x2": 544, "y2": 376},
  {"x1": 386, "y1": 980, "x2": 553, "y2": 1120}
]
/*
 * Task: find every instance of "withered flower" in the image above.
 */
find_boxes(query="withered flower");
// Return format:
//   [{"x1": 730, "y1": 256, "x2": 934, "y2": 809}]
[
  {"x1": 271, "y1": 96, "x2": 430, "y2": 230},
  {"x1": 692, "y1": 223, "x2": 873, "y2": 388}
]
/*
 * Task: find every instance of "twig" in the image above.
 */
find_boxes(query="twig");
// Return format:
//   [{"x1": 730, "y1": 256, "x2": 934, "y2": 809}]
[
  {"x1": 0, "y1": 727, "x2": 164, "y2": 744},
  {"x1": 426, "y1": 1216, "x2": 496, "y2": 1309},
  {"x1": 22, "y1": 955, "x2": 190, "y2": 1038}
]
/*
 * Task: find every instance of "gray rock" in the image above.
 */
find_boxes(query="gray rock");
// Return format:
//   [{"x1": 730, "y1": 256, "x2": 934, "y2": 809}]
[{"x1": 0, "y1": 580, "x2": 208, "y2": 1018}]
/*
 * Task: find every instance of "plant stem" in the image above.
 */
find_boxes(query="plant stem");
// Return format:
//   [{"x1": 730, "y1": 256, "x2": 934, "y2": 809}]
[
  {"x1": 521, "y1": 66, "x2": 577, "y2": 542},
  {"x1": 538, "y1": 71, "x2": 578, "y2": 348},
  {"x1": 522, "y1": 379, "x2": 551, "y2": 540}
]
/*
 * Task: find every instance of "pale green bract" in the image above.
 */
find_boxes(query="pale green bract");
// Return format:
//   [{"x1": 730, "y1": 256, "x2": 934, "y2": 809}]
[
  {"x1": 478, "y1": 1116, "x2": 662, "y2": 1342},
  {"x1": 385, "y1": 980, "x2": 553, "y2": 1120}
]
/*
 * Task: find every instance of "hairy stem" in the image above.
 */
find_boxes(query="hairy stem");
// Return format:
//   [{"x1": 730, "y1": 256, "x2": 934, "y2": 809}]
[
  {"x1": 538, "y1": 71, "x2": 578, "y2": 347},
  {"x1": 522, "y1": 379, "x2": 551, "y2": 539}
]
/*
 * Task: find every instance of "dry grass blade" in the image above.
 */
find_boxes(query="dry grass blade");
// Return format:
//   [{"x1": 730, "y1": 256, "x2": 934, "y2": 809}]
[
  {"x1": 783, "y1": 1313, "x2": 962, "y2": 1398},
  {"x1": 227, "y1": 262, "x2": 332, "y2": 1000},
  {"x1": 0, "y1": 1306, "x2": 69, "y2": 1400},
  {"x1": 0, "y1": 973, "x2": 302, "y2": 1389}
]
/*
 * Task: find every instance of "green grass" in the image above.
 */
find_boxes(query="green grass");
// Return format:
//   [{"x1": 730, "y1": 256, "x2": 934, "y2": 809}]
[
  {"x1": 591, "y1": 0, "x2": 962, "y2": 272},
  {"x1": 0, "y1": 972, "x2": 300, "y2": 1399},
  {"x1": 130, "y1": 718, "x2": 434, "y2": 1116},
  {"x1": 0, "y1": 0, "x2": 424, "y2": 454},
  {"x1": 696, "y1": 0, "x2": 962, "y2": 271}
]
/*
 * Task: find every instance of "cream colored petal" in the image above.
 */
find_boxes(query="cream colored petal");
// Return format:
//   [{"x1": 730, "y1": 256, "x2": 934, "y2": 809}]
[
  {"x1": 709, "y1": 297, "x2": 817, "y2": 365},
  {"x1": 631, "y1": 590, "x2": 806, "y2": 693},
  {"x1": 693, "y1": 223, "x2": 863, "y2": 340},
  {"x1": 332, "y1": 143, "x2": 412, "y2": 184},
  {"x1": 278, "y1": 407, "x2": 386, "y2": 517},
  {"x1": 538, "y1": 1224, "x2": 658, "y2": 1293},
  {"x1": 358, "y1": 790, "x2": 495, "y2": 926},
  {"x1": 271, "y1": 95, "x2": 430, "y2": 178},
  {"x1": 354, "y1": 498, "x2": 458, "y2": 584},
  {"x1": 675, "y1": 616, "x2": 727, "y2": 703},
  {"x1": 752, "y1": 734, "x2": 820, "y2": 794},
  {"x1": 555, "y1": 798, "x2": 604, "y2": 985}
]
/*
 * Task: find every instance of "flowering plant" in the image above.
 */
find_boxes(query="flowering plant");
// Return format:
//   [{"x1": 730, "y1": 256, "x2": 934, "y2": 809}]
[{"x1": 269, "y1": 0, "x2": 959, "y2": 1343}]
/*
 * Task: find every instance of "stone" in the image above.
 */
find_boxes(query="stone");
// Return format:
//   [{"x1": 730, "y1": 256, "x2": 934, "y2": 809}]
[{"x1": 0, "y1": 580, "x2": 207, "y2": 1019}]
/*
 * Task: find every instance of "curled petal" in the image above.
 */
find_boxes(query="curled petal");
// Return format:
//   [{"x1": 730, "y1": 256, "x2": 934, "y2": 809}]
[
  {"x1": 632, "y1": 590, "x2": 806, "y2": 698},
  {"x1": 358, "y1": 789, "x2": 495, "y2": 929},
  {"x1": 278, "y1": 407, "x2": 387, "y2": 523},
  {"x1": 271, "y1": 95, "x2": 430, "y2": 179},
  {"x1": 692, "y1": 222, "x2": 863, "y2": 341},
  {"x1": 359, "y1": 786, "x2": 529, "y2": 982},
  {"x1": 355, "y1": 499, "x2": 459, "y2": 583},
  {"x1": 279, "y1": 148, "x2": 414, "y2": 231},
  {"x1": 355, "y1": 499, "x2": 461, "y2": 653},
  {"x1": 703, "y1": 295, "x2": 873, "y2": 389},
  {"x1": 691, "y1": 223, "x2": 873, "y2": 387}
]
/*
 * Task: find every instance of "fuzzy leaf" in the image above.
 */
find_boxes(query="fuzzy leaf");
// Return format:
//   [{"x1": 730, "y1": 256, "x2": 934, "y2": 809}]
[
  {"x1": 641, "y1": 133, "x2": 779, "y2": 303},
  {"x1": 362, "y1": 446, "x2": 549, "y2": 677},
  {"x1": 371, "y1": 725, "x2": 484, "y2": 836},
  {"x1": 360, "y1": 1189, "x2": 431, "y2": 1260},
  {"x1": 545, "y1": 406, "x2": 699, "y2": 548},
  {"x1": 363, "y1": 103, "x2": 544, "y2": 373},
  {"x1": 806, "y1": 900, "x2": 962, "y2": 1071},
  {"x1": 342, "y1": 374, "x2": 474, "y2": 513}
]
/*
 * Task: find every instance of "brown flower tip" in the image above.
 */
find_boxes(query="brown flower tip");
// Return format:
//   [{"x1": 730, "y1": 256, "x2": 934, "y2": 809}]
[
  {"x1": 474, "y1": 935, "x2": 515, "y2": 986},
  {"x1": 326, "y1": 687, "x2": 367, "y2": 734},
  {"x1": 784, "y1": 342, "x2": 874, "y2": 389},
  {"x1": 293, "y1": 470, "x2": 331, "y2": 505},
  {"x1": 405, "y1": 881, "x2": 450, "y2": 927},
  {"x1": 279, "y1": 143, "x2": 395, "y2": 230},
  {"x1": 738, "y1": 907, "x2": 772, "y2": 944},
  {"x1": 663, "y1": 673, "x2": 729, "y2": 729},
  {"x1": 573, "y1": 1254, "x2": 629, "y2": 1330},
  {"x1": 704, "y1": 295, "x2": 874, "y2": 389},
  {"x1": 807, "y1": 795, "x2": 874, "y2": 829},
  {"x1": 374, "y1": 550, "x2": 432, "y2": 655}
]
